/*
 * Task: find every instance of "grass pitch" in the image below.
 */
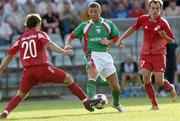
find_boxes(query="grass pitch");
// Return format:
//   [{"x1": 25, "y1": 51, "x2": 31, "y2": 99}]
[{"x1": 0, "y1": 97, "x2": 179, "y2": 121}]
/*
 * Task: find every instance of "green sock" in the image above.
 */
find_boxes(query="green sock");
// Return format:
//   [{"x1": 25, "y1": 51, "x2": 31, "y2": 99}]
[
  {"x1": 112, "y1": 90, "x2": 120, "y2": 106},
  {"x1": 97, "y1": 76, "x2": 108, "y2": 85},
  {"x1": 87, "y1": 79, "x2": 96, "y2": 98}
]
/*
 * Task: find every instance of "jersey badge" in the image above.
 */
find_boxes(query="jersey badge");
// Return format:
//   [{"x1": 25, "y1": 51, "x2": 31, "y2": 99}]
[
  {"x1": 96, "y1": 28, "x2": 101, "y2": 34},
  {"x1": 154, "y1": 25, "x2": 161, "y2": 31}
]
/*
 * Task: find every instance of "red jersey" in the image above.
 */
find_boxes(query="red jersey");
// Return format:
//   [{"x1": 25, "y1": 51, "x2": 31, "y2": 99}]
[
  {"x1": 8, "y1": 28, "x2": 51, "y2": 68},
  {"x1": 132, "y1": 15, "x2": 175, "y2": 54}
]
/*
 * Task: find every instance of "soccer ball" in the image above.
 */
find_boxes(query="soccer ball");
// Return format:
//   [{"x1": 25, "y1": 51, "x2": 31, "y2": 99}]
[{"x1": 93, "y1": 94, "x2": 108, "y2": 109}]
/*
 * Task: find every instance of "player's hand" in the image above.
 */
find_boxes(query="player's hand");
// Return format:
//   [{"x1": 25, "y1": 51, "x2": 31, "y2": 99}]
[
  {"x1": 101, "y1": 38, "x2": 109, "y2": 45},
  {"x1": 158, "y1": 30, "x2": 167, "y2": 38},
  {"x1": 117, "y1": 40, "x2": 125, "y2": 48},
  {"x1": 64, "y1": 45, "x2": 72, "y2": 50},
  {"x1": 63, "y1": 49, "x2": 73, "y2": 56}
]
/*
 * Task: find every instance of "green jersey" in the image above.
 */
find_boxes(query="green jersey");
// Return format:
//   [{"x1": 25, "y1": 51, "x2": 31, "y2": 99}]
[{"x1": 72, "y1": 18, "x2": 120, "y2": 53}]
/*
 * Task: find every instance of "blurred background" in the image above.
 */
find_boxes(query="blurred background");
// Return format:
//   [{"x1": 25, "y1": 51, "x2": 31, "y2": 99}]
[{"x1": 0, "y1": 0, "x2": 180, "y2": 100}]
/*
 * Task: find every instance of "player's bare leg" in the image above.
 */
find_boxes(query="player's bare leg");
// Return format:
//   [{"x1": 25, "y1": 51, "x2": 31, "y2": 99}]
[
  {"x1": 0, "y1": 91, "x2": 28, "y2": 119},
  {"x1": 64, "y1": 74, "x2": 101, "y2": 112},
  {"x1": 107, "y1": 73, "x2": 125, "y2": 112}
]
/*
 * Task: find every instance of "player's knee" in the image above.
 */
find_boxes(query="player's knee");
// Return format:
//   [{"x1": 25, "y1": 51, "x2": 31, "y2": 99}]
[
  {"x1": 88, "y1": 72, "x2": 98, "y2": 80},
  {"x1": 111, "y1": 84, "x2": 120, "y2": 91},
  {"x1": 143, "y1": 80, "x2": 150, "y2": 84},
  {"x1": 17, "y1": 90, "x2": 28, "y2": 99},
  {"x1": 142, "y1": 76, "x2": 151, "y2": 84},
  {"x1": 88, "y1": 74, "x2": 97, "y2": 80},
  {"x1": 87, "y1": 68, "x2": 97, "y2": 79},
  {"x1": 64, "y1": 74, "x2": 74, "y2": 86},
  {"x1": 156, "y1": 80, "x2": 164, "y2": 87},
  {"x1": 143, "y1": 76, "x2": 149, "y2": 81}
]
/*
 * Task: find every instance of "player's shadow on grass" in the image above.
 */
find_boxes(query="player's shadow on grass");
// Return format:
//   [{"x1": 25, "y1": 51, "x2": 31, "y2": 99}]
[{"x1": 7, "y1": 112, "x2": 120, "y2": 120}]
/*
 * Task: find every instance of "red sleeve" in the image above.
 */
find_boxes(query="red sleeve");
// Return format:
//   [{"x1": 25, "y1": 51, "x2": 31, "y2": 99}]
[
  {"x1": 163, "y1": 22, "x2": 175, "y2": 40},
  {"x1": 69, "y1": 33, "x2": 77, "y2": 40},
  {"x1": 112, "y1": 36, "x2": 119, "y2": 42},
  {"x1": 38, "y1": 31, "x2": 51, "y2": 45},
  {"x1": 132, "y1": 16, "x2": 143, "y2": 30},
  {"x1": 7, "y1": 41, "x2": 19, "y2": 55}
]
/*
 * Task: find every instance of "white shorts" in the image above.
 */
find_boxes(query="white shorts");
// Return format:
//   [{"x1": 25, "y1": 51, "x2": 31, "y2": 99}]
[{"x1": 91, "y1": 52, "x2": 116, "y2": 78}]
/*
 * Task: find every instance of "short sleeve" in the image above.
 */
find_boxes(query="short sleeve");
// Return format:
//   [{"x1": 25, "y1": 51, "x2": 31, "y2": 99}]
[
  {"x1": 38, "y1": 31, "x2": 51, "y2": 45},
  {"x1": 8, "y1": 40, "x2": 19, "y2": 55},
  {"x1": 163, "y1": 21, "x2": 175, "y2": 40},
  {"x1": 132, "y1": 16, "x2": 143, "y2": 30},
  {"x1": 109, "y1": 21, "x2": 120, "y2": 39},
  {"x1": 72, "y1": 23, "x2": 85, "y2": 39}
]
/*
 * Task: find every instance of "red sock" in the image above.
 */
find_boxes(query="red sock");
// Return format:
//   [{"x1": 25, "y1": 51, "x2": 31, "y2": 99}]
[
  {"x1": 5, "y1": 95, "x2": 22, "y2": 113},
  {"x1": 163, "y1": 79, "x2": 173, "y2": 92},
  {"x1": 144, "y1": 83, "x2": 158, "y2": 106},
  {"x1": 68, "y1": 82, "x2": 87, "y2": 101}
]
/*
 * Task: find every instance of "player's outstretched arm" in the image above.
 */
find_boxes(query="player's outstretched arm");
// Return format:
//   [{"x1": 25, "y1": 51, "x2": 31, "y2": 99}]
[
  {"x1": 64, "y1": 33, "x2": 77, "y2": 49},
  {"x1": 101, "y1": 37, "x2": 119, "y2": 46},
  {"x1": 47, "y1": 41, "x2": 73, "y2": 56},
  {"x1": 117, "y1": 27, "x2": 135, "y2": 47},
  {"x1": 0, "y1": 54, "x2": 15, "y2": 78}
]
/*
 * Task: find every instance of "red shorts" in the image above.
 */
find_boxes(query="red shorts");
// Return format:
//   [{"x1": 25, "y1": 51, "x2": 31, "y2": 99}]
[
  {"x1": 139, "y1": 54, "x2": 166, "y2": 72},
  {"x1": 19, "y1": 65, "x2": 66, "y2": 93}
]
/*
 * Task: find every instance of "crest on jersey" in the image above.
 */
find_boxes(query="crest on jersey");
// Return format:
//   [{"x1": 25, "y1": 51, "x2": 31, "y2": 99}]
[
  {"x1": 154, "y1": 25, "x2": 161, "y2": 31},
  {"x1": 96, "y1": 28, "x2": 101, "y2": 33}
]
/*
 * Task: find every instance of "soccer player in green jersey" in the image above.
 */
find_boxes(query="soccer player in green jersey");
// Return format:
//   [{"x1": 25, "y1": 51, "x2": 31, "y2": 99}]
[{"x1": 64, "y1": 2, "x2": 125, "y2": 112}]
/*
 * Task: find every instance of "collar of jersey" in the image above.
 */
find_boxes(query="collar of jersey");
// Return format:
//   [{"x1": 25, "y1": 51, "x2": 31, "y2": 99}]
[
  {"x1": 148, "y1": 15, "x2": 161, "y2": 23},
  {"x1": 26, "y1": 28, "x2": 37, "y2": 32},
  {"x1": 90, "y1": 17, "x2": 104, "y2": 24}
]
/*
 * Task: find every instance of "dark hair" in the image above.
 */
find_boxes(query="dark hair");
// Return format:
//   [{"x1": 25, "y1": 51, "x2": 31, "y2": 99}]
[
  {"x1": 24, "y1": 14, "x2": 42, "y2": 29},
  {"x1": 88, "y1": 2, "x2": 101, "y2": 9}
]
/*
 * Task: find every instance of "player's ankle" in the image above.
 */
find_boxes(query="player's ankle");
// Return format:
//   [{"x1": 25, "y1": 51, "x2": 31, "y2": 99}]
[
  {"x1": 82, "y1": 98, "x2": 88, "y2": 103},
  {"x1": 3, "y1": 110, "x2": 9, "y2": 115},
  {"x1": 113, "y1": 102, "x2": 119, "y2": 107}
]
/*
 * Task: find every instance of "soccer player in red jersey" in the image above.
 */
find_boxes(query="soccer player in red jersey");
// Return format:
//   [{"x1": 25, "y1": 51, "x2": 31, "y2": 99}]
[
  {"x1": 0, "y1": 14, "x2": 102, "y2": 119},
  {"x1": 117, "y1": 0, "x2": 177, "y2": 110}
]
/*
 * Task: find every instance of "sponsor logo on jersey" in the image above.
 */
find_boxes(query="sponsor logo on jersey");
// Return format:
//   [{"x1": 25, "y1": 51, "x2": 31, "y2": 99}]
[
  {"x1": 22, "y1": 35, "x2": 37, "y2": 41},
  {"x1": 90, "y1": 37, "x2": 101, "y2": 41},
  {"x1": 96, "y1": 26, "x2": 101, "y2": 28},
  {"x1": 96, "y1": 28, "x2": 101, "y2": 33},
  {"x1": 90, "y1": 37, "x2": 107, "y2": 42}
]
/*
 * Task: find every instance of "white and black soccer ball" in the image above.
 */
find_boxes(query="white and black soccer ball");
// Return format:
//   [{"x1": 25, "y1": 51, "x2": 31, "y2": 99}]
[{"x1": 93, "y1": 94, "x2": 108, "y2": 109}]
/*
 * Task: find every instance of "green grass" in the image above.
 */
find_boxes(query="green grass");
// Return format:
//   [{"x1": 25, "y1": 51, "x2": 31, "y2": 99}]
[{"x1": 0, "y1": 97, "x2": 180, "y2": 121}]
